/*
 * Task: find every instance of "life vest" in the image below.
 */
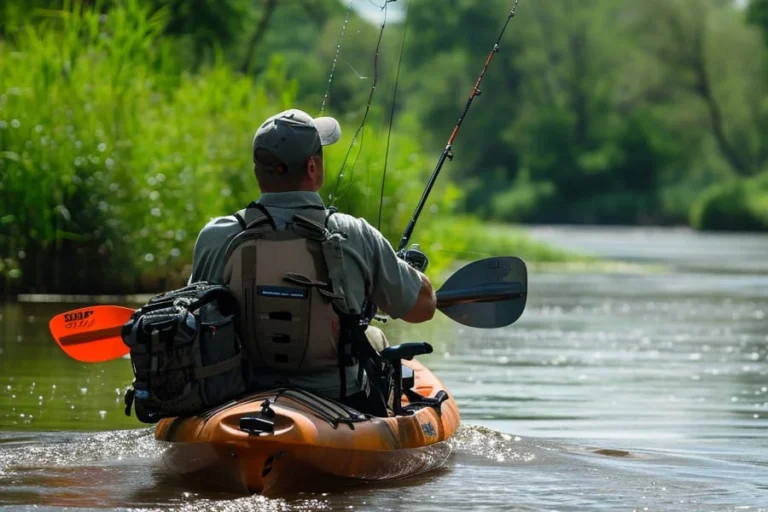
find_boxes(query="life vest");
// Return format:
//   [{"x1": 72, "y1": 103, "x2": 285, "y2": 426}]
[{"x1": 223, "y1": 203, "x2": 365, "y2": 397}]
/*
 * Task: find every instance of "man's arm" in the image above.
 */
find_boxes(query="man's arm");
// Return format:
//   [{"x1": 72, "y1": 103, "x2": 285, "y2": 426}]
[
  {"x1": 400, "y1": 271, "x2": 437, "y2": 324},
  {"x1": 359, "y1": 219, "x2": 436, "y2": 323},
  {"x1": 188, "y1": 216, "x2": 242, "y2": 284}
]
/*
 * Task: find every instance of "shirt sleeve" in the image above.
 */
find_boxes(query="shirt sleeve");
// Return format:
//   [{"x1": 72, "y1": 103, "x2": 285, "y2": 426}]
[
  {"x1": 188, "y1": 216, "x2": 241, "y2": 285},
  {"x1": 359, "y1": 219, "x2": 423, "y2": 319}
]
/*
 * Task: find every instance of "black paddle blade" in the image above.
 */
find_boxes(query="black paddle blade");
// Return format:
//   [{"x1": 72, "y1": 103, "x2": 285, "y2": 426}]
[{"x1": 436, "y1": 257, "x2": 528, "y2": 329}]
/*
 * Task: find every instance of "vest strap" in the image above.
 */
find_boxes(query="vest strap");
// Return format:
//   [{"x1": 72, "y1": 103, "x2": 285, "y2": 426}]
[
  {"x1": 246, "y1": 202, "x2": 277, "y2": 230},
  {"x1": 233, "y1": 210, "x2": 247, "y2": 230},
  {"x1": 322, "y1": 233, "x2": 351, "y2": 314}
]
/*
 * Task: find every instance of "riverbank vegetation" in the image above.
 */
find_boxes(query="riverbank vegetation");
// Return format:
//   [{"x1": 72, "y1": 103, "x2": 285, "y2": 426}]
[
  {"x1": 0, "y1": 1, "x2": 571, "y2": 294},
  {"x1": 1, "y1": 0, "x2": 766, "y2": 294}
]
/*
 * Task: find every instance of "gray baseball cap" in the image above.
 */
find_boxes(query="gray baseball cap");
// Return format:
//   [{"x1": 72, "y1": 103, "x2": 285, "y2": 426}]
[{"x1": 252, "y1": 109, "x2": 341, "y2": 173}]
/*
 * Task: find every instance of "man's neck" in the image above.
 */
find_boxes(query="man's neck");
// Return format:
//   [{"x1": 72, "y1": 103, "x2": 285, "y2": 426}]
[
  {"x1": 257, "y1": 191, "x2": 325, "y2": 208},
  {"x1": 259, "y1": 183, "x2": 318, "y2": 193}
]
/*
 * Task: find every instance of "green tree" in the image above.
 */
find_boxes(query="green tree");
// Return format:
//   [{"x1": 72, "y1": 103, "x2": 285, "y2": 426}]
[
  {"x1": 635, "y1": 0, "x2": 768, "y2": 178},
  {"x1": 402, "y1": 0, "x2": 683, "y2": 224},
  {"x1": 748, "y1": 0, "x2": 768, "y2": 46},
  {"x1": 399, "y1": 0, "x2": 768, "y2": 225}
]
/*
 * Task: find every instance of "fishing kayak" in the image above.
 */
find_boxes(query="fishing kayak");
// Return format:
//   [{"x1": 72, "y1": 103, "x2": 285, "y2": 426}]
[
  {"x1": 154, "y1": 358, "x2": 460, "y2": 495},
  {"x1": 47, "y1": 258, "x2": 525, "y2": 494}
]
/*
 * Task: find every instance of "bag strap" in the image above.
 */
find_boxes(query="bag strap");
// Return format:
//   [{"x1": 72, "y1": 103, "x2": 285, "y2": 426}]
[
  {"x1": 223, "y1": 205, "x2": 275, "y2": 262},
  {"x1": 334, "y1": 311, "x2": 368, "y2": 400},
  {"x1": 187, "y1": 285, "x2": 237, "y2": 314},
  {"x1": 194, "y1": 352, "x2": 243, "y2": 380},
  {"x1": 233, "y1": 209, "x2": 247, "y2": 230},
  {"x1": 237, "y1": 201, "x2": 332, "y2": 232},
  {"x1": 245, "y1": 202, "x2": 277, "y2": 230},
  {"x1": 322, "y1": 233, "x2": 351, "y2": 313}
]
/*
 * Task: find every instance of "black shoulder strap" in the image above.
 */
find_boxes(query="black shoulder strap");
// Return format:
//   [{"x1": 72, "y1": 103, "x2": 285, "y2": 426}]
[
  {"x1": 245, "y1": 201, "x2": 277, "y2": 230},
  {"x1": 239, "y1": 201, "x2": 329, "y2": 231},
  {"x1": 233, "y1": 210, "x2": 247, "y2": 231}
]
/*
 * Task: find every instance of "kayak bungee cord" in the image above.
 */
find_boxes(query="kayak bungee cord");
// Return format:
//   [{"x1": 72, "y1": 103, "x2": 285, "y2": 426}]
[
  {"x1": 328, "y1": 0, "x2": 398, "y2": 208},
  {"x1": 396, "y1": 0, "x2": 522, "y2": 254}
]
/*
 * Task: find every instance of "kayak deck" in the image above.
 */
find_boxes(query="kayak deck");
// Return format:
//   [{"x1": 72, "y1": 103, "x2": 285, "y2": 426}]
[{"x1": 155, "y1": 360, "x2": 460, "y2": 494}]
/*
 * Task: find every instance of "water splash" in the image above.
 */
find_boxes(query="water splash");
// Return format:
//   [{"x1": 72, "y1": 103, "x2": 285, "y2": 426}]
[
  {"x1": 0, "y1": 429, "x2": 162, "y2": 476},
  {"x1": 139, "y1": 495, "x2": 331, "y2": 512},
  {"x1": 448, "y1": 425, "x2": 537, "y2": 464}
]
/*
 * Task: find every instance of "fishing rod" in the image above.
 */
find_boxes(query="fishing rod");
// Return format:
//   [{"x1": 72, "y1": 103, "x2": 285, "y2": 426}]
[
  {"x1": 397, "y1": 0, "x2": 522, "y2": 256},
  {"x1": 327, "y1": 0, "x2": 397, "y2": 208}
]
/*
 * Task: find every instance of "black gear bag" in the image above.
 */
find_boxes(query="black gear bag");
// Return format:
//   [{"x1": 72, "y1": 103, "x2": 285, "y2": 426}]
[{"x1": 122, "y1": 283, "x2": 246, "y2": 423}]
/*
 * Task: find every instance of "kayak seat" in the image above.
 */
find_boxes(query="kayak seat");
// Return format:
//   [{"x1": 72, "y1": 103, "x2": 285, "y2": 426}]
[{"x1": 380, "y1": 342, "x2": 433, "y2": 362}]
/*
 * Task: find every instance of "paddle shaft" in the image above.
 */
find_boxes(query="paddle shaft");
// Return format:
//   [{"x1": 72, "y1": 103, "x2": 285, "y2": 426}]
[
  {"x1": 50, "y1": 257, "x2": 527, "y2": 361},
  {"x1": 437, "y1": 282, "x2": 524, "y2": 308}
]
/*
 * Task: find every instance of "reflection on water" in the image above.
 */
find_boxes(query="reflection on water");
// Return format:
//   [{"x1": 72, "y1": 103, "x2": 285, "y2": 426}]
[
  {"x1": 446, "y1": 272, "x2": 768, "y2": 444},
  {"x1": 1, "y1": 226, "x2": 767, "y2": 510},
  {"x1": 1, "y1": 425, "x2": 764, "y2": 511},
  {"x1": 0, "y1": 301, "x2": 136, "y2": 431}
]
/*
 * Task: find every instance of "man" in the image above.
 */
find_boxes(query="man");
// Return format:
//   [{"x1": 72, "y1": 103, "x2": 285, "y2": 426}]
[{"x1": 189, "y1": 108, "x2": 436, "y2": 414}]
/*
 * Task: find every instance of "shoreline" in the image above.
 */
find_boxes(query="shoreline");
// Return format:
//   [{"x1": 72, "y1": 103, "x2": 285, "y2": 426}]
[{"x1": 10, "y1": 261, "x2": 661, "y2": 305}]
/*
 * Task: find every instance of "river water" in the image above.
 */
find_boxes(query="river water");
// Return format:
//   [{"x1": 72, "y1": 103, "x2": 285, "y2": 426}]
[{"x1": 1, "y1": 226, "x2": 766, "y2": 511}]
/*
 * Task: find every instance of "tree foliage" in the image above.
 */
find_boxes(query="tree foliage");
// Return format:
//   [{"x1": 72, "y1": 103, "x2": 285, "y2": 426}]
[
  {"x1": 2, "y1": 0, "x2": 768, "y2": 294},
  {"x1": 399, "y1": 0, "x2": 768, "y2": 225},
  {"x1": 1, "y1": 0, "x2": 550, "y2": 294},
  {"x1": 748, "y1": 0, "x2": 768, "y2": 46}
]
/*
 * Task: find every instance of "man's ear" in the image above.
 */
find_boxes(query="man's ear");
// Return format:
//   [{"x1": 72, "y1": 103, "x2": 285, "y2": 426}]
[{"x1": 305, "y1": 156, "x2": 317, "y2": 178}]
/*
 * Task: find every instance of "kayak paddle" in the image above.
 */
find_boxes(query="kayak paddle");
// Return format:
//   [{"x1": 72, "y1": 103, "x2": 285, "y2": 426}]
[
  {"x1": 49, "y1": 256, "x2": 527, "y2": 362},
  {"x1": 48, "y1": 305, "x2": 134, "y2": 363},
  {"x1": 436, "y1": 256, "x2": 527, "y2": 329}
]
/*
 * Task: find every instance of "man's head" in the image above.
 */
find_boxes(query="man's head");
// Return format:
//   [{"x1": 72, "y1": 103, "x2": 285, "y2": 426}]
[{"x1": 252, "y1": 109, "x2": 341, "y2": 192}]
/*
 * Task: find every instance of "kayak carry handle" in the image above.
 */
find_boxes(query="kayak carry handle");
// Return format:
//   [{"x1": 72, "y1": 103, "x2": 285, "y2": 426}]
[{"x1": 239, "y1": 415, "x2": 275, "y2": 436}]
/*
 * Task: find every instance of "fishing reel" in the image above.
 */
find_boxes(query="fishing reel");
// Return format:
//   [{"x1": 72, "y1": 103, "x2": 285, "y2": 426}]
[{"x1": 400, "y1": 244, "x2": 429, "y2": 273}]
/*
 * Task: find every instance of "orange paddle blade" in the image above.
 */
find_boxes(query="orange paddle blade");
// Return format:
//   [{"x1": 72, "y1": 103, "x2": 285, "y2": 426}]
[{"x1": 48, "y1": 305, "x2": 135, "y2": 363}]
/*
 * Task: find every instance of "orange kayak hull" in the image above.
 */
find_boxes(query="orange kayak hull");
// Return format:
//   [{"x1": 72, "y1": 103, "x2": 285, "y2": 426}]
[{"x1": 154, "y1": 360, "x2": 460, "y2": 494}]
